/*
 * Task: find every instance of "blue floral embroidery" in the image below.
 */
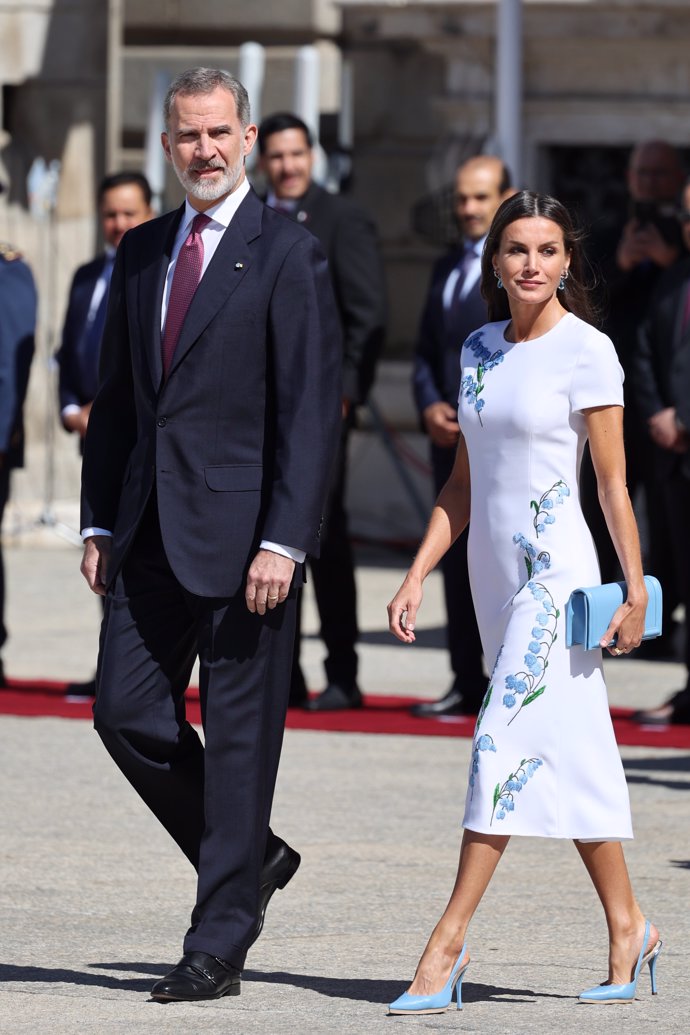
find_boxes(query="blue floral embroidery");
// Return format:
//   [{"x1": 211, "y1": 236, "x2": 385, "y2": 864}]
[
  {"x1": 491, "y1": 757, "x2": 544, "y2": 824},
  {"x1": 502, "y1": 580, "x2": 560, "y2": 725},
  {"x1": 531, "y1": 480, "x2": 570, "y2": 537},
  {"x1": 474, "y1": 645, "x2": 503, "y2": 734},
  {"x1": 460, "y1": 330, "x2": 504, "y2": 427},
  {"x1": 469, "y1": 733, "x2": 497, "y2": 799},
  {"x1": 513, "y1": 532, "x2": 550, "y2": 580}
]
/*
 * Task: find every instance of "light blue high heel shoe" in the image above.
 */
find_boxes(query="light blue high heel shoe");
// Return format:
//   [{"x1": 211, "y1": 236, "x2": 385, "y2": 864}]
[
  {"x1": 578, "y1": 920, "x2": 663, "y2": 1004},
  {"x1": 388, "y1": 944, "x2": 469, "y2": 1015}
]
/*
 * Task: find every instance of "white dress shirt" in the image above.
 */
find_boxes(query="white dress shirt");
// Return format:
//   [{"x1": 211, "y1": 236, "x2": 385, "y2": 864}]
[{"x1": 442, "y1": 235, "x2": 486, "y2": 310}]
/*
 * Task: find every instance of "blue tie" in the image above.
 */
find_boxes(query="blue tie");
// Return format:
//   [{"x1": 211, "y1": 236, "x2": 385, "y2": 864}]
[{"x1": 447, "y1": 248, "x2": 476, "y2": 341}]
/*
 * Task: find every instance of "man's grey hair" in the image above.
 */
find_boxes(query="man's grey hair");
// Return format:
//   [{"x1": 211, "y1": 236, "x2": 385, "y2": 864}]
[{"x1": 163, "y1": 68, "x2": 251, "y2": 128}]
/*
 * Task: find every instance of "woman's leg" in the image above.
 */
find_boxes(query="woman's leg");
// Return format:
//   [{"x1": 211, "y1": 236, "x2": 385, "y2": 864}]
[
  {"x1": 406, "y1": 830, "x2": 509, "y2": 995},
  {"x1": 575, "y1": 840, "x2": 659, "y2": 984}
]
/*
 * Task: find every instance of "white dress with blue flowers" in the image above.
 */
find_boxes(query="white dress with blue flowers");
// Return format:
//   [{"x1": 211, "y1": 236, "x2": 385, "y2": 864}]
[{"x1": 458, "y1": 312, "x2": 633, "y2": 840}]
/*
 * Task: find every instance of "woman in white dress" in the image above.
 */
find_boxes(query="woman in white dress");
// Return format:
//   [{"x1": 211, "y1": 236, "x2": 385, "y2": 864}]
[{"x1": 387, "y1": 192, "x2": 662, "y2": 1015}]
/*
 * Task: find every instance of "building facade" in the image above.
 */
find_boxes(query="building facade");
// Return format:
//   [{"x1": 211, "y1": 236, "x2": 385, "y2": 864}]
[{"x1": 1, "y1": 0, "x2": 690, "y2": 513}]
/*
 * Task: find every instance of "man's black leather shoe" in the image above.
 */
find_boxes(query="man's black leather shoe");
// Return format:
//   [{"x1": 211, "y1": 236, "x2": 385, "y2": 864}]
[
  {"x1": 250, "y1": 838, "x2": 301, "y2": 947},
  {"x1": 150, "y1": 951, "x2": 241, "y2": 1002},
  {"x1": 632, "y1": 688, "x2": 690, "y2": 726},
  {"x1": 410, "y1": 683, "x2": 484, "y2": 718},
  {"x1": 305, "y1": 683, "x2": 363, "y2": 711}
]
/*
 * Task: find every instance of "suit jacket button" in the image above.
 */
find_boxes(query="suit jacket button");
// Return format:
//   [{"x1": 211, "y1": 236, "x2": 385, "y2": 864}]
[{"x1": 157, "y1": 416, "x2": 167, "y2": 428}]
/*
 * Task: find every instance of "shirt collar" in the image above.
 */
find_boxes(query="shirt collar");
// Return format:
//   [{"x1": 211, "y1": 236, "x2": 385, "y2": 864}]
[
  {"x1": 465, "y1": 235, "x2": 487, "y2": 259},
  {"x1": 182, "y1": 176, "x2": 251, "y2": 232},
  {"x1": 266, "y1": 191, "x2": 298, "y2": 212}
]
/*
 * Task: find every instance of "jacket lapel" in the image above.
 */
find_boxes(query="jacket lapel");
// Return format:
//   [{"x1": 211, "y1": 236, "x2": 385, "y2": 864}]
[{"x1": 164, "y1": 190, "x2": 263, "y2": 381}]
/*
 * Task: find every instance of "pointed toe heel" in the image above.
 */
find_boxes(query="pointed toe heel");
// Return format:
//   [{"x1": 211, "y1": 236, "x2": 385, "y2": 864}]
[
  {"x1": 578, "y1": 920, "x2": 663, "y2": 1004},
  {"x1": 388, "y1": 945, "x2": 468, "y2": 1016}
]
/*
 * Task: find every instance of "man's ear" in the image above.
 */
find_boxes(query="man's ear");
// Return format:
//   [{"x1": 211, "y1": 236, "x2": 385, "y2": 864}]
[
  {"x1": 161, "y1": 132, "x2": 172, "y2": 163},
  {"x1": 243, "y1": 124, "x2": 258, "y2": 159}
]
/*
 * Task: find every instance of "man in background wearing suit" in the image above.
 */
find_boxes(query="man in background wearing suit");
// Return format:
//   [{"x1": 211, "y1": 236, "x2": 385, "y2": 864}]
[
  {"x1": 80, "y1": 68, "x2": 341, "y2": 1002},
  {"x1": 0, "y1": 240, "x2": 36, "y2": 686},
  {"x1": 57, "y1": 172, "x2": 152, "y2": 697},
  {"x1": 632, "y1": 175, "x2": 690, "y2": 726},
  {"x1": 258, "y1": 113, "x2": 386, "y2": 712},
  {"x1": 57, "y1": 172, "x2": 153, "y2": 443},
  {"x1": 411, "y1": 156, "x2": 512, "y2": 718}
]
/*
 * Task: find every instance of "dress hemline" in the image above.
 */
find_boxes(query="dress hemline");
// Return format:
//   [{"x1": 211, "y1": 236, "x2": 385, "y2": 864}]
[{"x1": 462, "y1": 823, "x2": 633, "y2": 843}]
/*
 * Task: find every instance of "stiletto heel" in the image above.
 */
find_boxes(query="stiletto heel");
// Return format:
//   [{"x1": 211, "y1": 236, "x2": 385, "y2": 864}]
[
  {"x1": 578, "y1": 920, "x2": 663, "y2": 1004},
  {"x1": 388, "y1": 944, "x2": 469, "y2": 1015},
  {"x1": 648, "y1": 943, "x2": 662, "y2": 995}
]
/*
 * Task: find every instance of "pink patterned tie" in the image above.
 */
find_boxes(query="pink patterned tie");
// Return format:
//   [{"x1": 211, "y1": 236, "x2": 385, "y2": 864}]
[{"x1": 161, "y1": 213, "x2": 211, "y2": 377}]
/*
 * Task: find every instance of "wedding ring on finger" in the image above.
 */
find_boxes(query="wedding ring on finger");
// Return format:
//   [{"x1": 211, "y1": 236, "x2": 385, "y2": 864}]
[
  {"x1": 268, "y1": 594, "x2": 279, "y2": 601},
  {"x1": 613, "y1": 647, "x2": 623, "y2": 655}
]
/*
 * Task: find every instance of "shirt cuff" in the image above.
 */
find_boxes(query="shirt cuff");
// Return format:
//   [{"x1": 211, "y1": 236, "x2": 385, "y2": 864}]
[
  {"x1": 61, "y1": 404, "x2": 82, "y2": 419},
  {"x1": 259, "y1": 540, "x2": 306, "y2": 564},
  {"x1": 81, "y1": 527, "x2": 113, "y2": 541}
]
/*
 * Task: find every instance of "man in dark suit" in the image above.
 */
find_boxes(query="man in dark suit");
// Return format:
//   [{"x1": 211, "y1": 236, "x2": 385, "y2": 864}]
[
  {"x1": 80, "y1": 68, "x2": 341, "y2": 1002},
  {"x1": 57, "y1": 172, "x2": 153, "y2": 442},
  {"x1": 57, "y1": 172, "x2": 152, "y2": 697},
  {"x1": 257, "y1": 112, "x2": 386, "y2": 711},
  {"x1": 0, "y1": 242, "x2": 36, "y2": 686},
  {"x1": 411, "y1": 156, "x2": 512, "y2": 718},
  {"x1": 632, "y1": 176, "x2": 690, "y2": 725}
]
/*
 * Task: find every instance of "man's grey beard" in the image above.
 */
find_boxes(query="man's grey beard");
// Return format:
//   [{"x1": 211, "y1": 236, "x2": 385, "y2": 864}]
[{"x1": 172, "y1": 157, "x2": 244, "y2": 202}]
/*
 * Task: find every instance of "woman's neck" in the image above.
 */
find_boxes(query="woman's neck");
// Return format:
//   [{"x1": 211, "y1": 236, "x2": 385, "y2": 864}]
[{"x1": 505, "y1": 299, "x2": 568, "y2": 342}]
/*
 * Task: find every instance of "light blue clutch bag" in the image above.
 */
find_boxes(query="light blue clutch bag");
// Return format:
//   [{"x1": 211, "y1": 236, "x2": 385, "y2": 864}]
[{"x1": 565, "y1": 575, "x2": 662, "y2": 650}]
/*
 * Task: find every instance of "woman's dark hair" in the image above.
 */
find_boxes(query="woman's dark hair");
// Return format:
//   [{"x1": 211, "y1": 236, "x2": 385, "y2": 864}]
[{"x1": 480, "y1": 190, "x2": 598, "y2": 325}]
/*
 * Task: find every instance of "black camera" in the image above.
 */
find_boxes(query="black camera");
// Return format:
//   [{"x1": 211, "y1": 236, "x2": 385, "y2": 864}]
[{"x1": 630, "y1": 199, "x2": 683, "y2": 248}]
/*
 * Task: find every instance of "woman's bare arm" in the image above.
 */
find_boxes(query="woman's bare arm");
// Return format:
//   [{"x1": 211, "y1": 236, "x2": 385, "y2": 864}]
[{"x1": 585, "y1": 404, "x2": 648, "y2": 652}]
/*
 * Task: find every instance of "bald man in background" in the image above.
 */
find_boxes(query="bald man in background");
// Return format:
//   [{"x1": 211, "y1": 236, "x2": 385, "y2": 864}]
[{"x1": 411, "y1": 155, "x2": 513, "y2": 718}]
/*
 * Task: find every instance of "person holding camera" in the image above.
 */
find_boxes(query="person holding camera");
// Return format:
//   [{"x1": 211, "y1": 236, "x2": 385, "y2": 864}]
[{"x1": 580, "y1": 140, "x2": 686, "y2": 654}]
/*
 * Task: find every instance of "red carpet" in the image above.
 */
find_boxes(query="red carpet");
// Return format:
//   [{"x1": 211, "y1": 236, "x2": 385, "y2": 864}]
[{"x1": 1, "y1": 678, "x2": 689, "y2": 749}]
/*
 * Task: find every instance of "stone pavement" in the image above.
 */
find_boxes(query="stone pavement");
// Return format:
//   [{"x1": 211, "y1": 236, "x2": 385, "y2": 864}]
[{"x1": 0, "y1": 534, "x2": 689, "y2": 1034}]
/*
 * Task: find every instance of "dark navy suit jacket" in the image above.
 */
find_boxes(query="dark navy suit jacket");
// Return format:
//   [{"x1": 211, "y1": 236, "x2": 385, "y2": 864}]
[
  {"x1": 0, "y1": 254, "x2": 36, "y2": 468},
  {"x1": 270, "y1": 182, "x2": 386, "y2": 405},
  {"x1": 413, "y1": 247, "x2": 488, "y2": 418},
  {"x1": 634, "y1": 254, "x2": 690, "y2": 481},
  {"x1": 57, "y1": 255, "x2": 108, "y2": 410},
  {"x1": 81, "y1": 188, "x2": 342, "y2": 598}
]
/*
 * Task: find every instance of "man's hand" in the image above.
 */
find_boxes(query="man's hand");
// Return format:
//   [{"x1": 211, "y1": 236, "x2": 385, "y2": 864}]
[
  {"x1": 80, "y1": 535, "x2": 112, "y2": 596},
  {"x1": 648, "y1": 407, "x2": 682, "y2": 451},
  {"x1": 245, "y1": 549, "x2": 295, "y2": 615},
  {"x1": 617, "y1": 219, "x2": 679, "y2": 272},
  {"x1": 422, "y1": 401, "x2": 460, "y2": 448},
  {"x1": 63, "y1": 403, "x2": 92, "y2": 439}
]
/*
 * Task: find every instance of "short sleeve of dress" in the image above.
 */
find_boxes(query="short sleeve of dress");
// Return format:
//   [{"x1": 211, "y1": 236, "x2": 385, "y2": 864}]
[{"x1": 570, "y1": 324, "x2": 624, "y2": 413}]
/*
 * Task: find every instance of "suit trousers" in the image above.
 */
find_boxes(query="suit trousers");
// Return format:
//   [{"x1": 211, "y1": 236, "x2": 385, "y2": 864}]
[
  {"x1": 580, "y1": 402, "x2": 679, "y2": 627},
  {"x1": 663, "y1": 473, "x2": 690, "y2": 688},
  {"x1": 0, "y1": 464, "x2": 10, "y2": 652},
  {"x1": 292, "y1": 421, "x2": 358, "y2": 691},
  {"x1": 93, "y1": 496, "x2": 297, "y2": 969},
  {"x1": 431, "y1": 444, "x2": 487, "y2": 709}
]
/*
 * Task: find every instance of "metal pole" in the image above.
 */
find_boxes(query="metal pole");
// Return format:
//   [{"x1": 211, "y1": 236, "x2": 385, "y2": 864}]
[
  {"x1": 239, "y1": 42, "x2": 265, "y2": 171},
  {"x1": 106, "y1": 0, "x2": 124, "y2": 173},
  {"x1": 495, "y1": 0, "x2": 522, "y2": 184},
  {"x1": 294, "y1": 45, "x2": 328, "y2": 184},
  {"x1": 144, "y1": 71, "x2": 169, "y2": 215}
]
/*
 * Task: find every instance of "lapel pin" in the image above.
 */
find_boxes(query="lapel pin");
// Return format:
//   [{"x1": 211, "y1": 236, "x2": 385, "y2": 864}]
[{"x1": 234, "y1": 261, "x2": 244, "y2": 270}]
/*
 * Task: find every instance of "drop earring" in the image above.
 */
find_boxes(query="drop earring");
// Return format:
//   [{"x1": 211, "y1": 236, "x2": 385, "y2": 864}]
[
  {"x1": 493, "y1": 268, "x2": 503, "y2": 290},
  {"x1": 559, "y1": 269, "x2": 569, "y2": 291}
]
